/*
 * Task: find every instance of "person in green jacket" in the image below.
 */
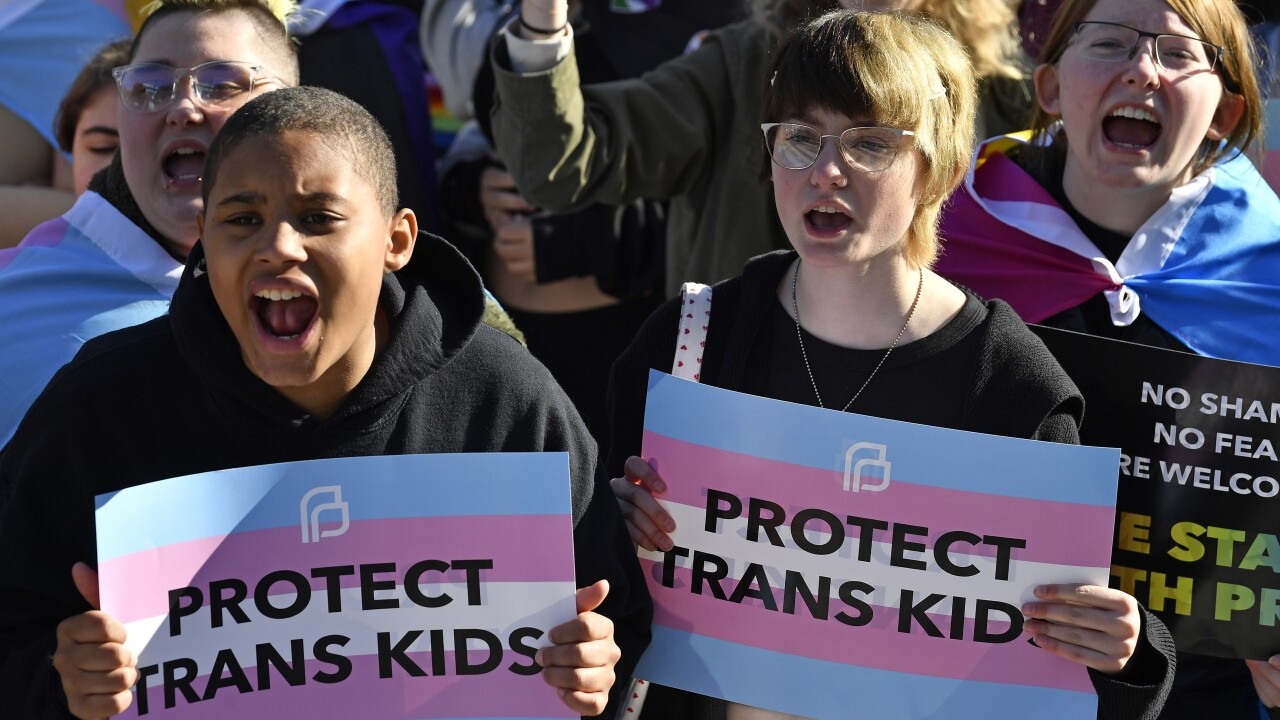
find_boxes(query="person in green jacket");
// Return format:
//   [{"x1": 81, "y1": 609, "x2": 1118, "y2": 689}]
[{"x1": 490, "y1": 0, "x2": 1031, "y2": 296}]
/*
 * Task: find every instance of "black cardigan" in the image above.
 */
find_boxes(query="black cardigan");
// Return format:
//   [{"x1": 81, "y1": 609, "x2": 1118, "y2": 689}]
[{"x1": 605, "y1": 250, "x2": 1176, "y2": 720}]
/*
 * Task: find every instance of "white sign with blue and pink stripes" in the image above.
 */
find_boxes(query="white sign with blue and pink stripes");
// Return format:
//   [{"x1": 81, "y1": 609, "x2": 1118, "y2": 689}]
[
  {"x1": 634, "y1": 371, "x2": 1121, "y2": 719},
  {"x1": 95, "y1": 453, "x2": 578, "y2": 719}
]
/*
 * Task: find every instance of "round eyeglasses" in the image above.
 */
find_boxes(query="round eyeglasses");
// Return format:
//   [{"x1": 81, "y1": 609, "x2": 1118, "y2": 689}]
[
  {"x1": 111, "y1": 61, "x2": 274, "y2": 113},
  {"x1": 761, "y1": 123, "x2": 915, "y2": 173},
  {"x1": 1068, "y1": 21, "x2": 1221, "y2": 75}
]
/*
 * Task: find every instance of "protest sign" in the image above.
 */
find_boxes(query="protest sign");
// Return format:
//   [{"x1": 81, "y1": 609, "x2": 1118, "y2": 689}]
[
  {"x1": 633, "y1": 370, "x2": 1121, "y2": 719},
  {"x1": 95, "y1": 453, "x2": 578, "y2": 719},
  {"x1": 1033, "y1": 325, "x2": 1280, "y2": 660}
]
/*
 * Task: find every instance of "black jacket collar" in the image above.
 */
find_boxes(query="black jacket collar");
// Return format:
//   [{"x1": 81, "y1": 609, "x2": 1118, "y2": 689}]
[{"x1": 167, "y1": 231, "x2": 486, "y2": 431}]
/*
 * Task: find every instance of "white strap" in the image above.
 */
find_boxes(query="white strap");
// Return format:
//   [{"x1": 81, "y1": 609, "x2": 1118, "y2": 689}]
[
  {"x1": 616, "y1": 677, "x2": 652, "y2": 719},
  {"x1": 620, "y1": 284, "x2": 712, "y2": 720},
  {"x1": 671, "y1": 282, "x2": 712, "y2": 382}
]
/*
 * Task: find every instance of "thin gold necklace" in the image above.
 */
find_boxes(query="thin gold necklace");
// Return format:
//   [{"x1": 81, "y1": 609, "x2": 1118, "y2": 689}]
[{"x1": 790, "y1": 260, "x2": 923, "y2": 411}]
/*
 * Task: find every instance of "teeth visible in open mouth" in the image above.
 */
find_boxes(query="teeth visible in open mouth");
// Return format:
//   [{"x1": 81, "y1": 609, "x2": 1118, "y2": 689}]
[
  {"x1": 1110, "y1": 107, "x2": 1159, "y2": 123},
  {"x1": 812, "y1": 205, "x2": 843, "y2": 214},
  {"x1": 172, "y1": 148, "x2": 199, "y2": 156},
  {"x1": 254, "y1": 289, "x2": 305, "y2": 301}
]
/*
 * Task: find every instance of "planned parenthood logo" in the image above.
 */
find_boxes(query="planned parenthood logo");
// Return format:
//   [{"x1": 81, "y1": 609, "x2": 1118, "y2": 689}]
[
  {"x1": 842, "y1": 442, "x2": 891, "y2": 492},
  {"x1": 300, "y1": 485, "x2": 350, "y2": 543}
]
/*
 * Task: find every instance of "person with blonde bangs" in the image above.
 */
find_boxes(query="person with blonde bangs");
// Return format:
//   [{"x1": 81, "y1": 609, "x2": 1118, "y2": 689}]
[
  {"x1": 605, "y1": 11, "x2": 1175, "y2": 719},
  {"x1": 935, "y1": 0, "x2": 1280, "y2": 716},
  {"x1": 490, "y1": 0, "x2": 1033, "y2": 298}
]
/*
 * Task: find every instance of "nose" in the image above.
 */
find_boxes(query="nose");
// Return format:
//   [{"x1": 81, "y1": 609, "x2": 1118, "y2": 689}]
[
  {"x1": 256, "y1": 221, "x2": 308, "y2": 265},
  {"x1": 809, "y1": 137, "x2": 850, "y2": 188},
  {"x1": 1122, "y1": 38, "x2": 1162, "y2": 87},
  {"x1": 165, "y1": 75, "x2": 205, "y2": 127}
]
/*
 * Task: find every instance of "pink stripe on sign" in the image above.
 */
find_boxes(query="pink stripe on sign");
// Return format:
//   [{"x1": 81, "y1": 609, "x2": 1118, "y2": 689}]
[
  {"x1": 642, "y1": 559, "x2": 1093, "y2": 693},
  {"x1": 0, "y1": 217, "x2": 69, "y2": 272},
  {"x1": 118, "y1": 651, "x2": 565, "y2": 719},
  {"x1": 101, "y1": 515, "x2": 574, "y2": 625},
  {"x1": 641, "y1": 432, "x2": 1114, "y2": 567}
]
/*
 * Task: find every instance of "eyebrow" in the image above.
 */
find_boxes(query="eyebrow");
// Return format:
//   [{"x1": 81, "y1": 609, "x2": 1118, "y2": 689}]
[
  {"x1": 215, "y1": 191, "x2": 267, "y2": 207},
  {"x1": 214, "y1": 191, "x2": 350, "y2": 207},
  {"x1": 792, "y1": 113, "x2": 875, "y2": 128},
  {"x1": 299, "y1": 192, "x2": 348, "y2": 206},
  {"x1": 79, "y1": 126, "x2": 118, "y2": 137}
]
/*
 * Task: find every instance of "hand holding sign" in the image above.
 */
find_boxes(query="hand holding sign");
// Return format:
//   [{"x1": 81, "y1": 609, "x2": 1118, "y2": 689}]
[
  {"x1": 1022, "y1": 584, "x2": 1141, "y2": 675},
  {"x1": 610, "y1": 456, "x2": 675, "y2": 552},
  {"x1": 54, "y1": 563, "x2": 137, "y2": 720},
  {"x1": 1246, "y1": 656, "x2": 1280, "y2": 709},
  {"x1": 536, "y1": 580, "x2": 620, "y2": 716}
]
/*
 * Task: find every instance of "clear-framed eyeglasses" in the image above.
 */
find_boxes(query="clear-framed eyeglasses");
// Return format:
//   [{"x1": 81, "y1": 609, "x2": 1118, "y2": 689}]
[
  {"x1": 111, "y1": 61, "x2": 275, "y2": 113},
  {"x1": 760, "y1": 123, "x2": 915, "y2": 172},
  {"x1": 1068, "y1": 21, "x2": 1222, "y2": 75}
]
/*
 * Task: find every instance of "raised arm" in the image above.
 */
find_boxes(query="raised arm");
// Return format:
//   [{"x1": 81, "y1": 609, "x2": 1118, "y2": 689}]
[{"x1": 489, "y1": 12, "x2": 738, "y2": 215}]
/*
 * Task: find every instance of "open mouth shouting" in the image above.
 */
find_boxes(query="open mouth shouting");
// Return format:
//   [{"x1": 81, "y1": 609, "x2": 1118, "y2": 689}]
[
  {"x1": 805, "y1": 203, "x2": 854, "y2": 237},
  {"x1": 163, "y1": 142, "x2": 208, "y2": 189},
  {"x1": 250, "y1": 285, "x2": 319, "y2": 349},
  {"x1": 1102, "y1": 106, "x2": 1162, "y2": 150}
]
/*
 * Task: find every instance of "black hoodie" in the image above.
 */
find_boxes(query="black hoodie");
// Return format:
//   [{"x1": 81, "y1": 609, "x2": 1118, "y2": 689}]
[{"x1": 0, "y1": 233, "x2": 651, "y2": 719}]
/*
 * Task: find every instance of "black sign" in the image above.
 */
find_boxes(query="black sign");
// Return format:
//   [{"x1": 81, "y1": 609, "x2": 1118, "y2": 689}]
[{"x1": 1032, "y1": 325, "x2": 1280, "y2": 660}]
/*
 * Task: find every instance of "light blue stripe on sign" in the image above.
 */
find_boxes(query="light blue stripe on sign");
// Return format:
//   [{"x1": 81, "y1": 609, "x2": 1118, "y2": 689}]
[
  {"x1": 96, "y1": 453, "x2": 572, "y2": 561},
  {"x1": 642, "y1": 370, "x2": 1119, "y2": 506},
  {"x1": 634, "y1": 627, "x2": 1098, "y2": 720}
]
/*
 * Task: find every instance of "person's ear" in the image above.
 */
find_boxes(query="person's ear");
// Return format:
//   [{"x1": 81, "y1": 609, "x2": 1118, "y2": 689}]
[
  {"x1": 384, "y1": 208, "x2": 416, "y2": 272},
  {"x1": 1206, "y1": 91, "x2": 1244, "y2": 141},
  {"x1": 195, "y1": 211, "x2": 205, "y2": 238},
  {"x1": 1034, "y1": 63, "x2": 1062, "y2": 116}
]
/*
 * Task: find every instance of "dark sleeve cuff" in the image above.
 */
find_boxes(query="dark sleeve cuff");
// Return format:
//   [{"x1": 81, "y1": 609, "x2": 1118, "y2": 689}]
[
  {"x1": 438, "y1": 156, "x2": 501, "y2": 273},
  {"x1": 531, "y1": 208, "x2": 614, "y2": 283},
  {"x1": 532, "y1": 199, "x2": 666, "y2": 300},
  {"x1": 0, "y1": 629, "x2": 74, "y2": 720},
  {"x1": 1089, "y1": 605, "x2": 1177, "y2": 720}
]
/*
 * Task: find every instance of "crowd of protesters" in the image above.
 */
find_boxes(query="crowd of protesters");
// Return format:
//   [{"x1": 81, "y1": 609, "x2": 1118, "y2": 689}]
[{"x1": 0, "y1": 0, "x2": 1278, "y2": 718}]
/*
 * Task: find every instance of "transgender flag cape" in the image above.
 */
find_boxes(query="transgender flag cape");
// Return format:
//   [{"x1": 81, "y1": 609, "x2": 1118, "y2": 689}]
[
  {"x1": 0, "y1": 192, "x2": 180, "y2": 446},
  {"x1": 936, "y1": 135, "x2": 1280, "y2": 367},
  {"x1": 0, "y1": 0, "x2": 129, "y2": 147}
]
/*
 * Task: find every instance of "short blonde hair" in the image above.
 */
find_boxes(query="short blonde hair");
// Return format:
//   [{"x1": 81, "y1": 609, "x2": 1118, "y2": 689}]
[
  {"x1": 132, "y1": 0, "x2": 301, "y2": 86},
  {"x1": 1032, "y1": 0, "x2": 1262, "y2": 172},
  {"x1": 763, "y1": 10, "x2": 977, "y2": 268}
]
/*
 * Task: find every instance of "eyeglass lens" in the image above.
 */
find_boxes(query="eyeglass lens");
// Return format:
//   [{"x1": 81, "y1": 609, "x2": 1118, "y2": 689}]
[
  {"x1": 766, "y1": 124, "x2": 903, "y2": 172},
  {"x1": 116, "y1": 62, "x2": 257, "y2": 112},
  {"x1": 1074, "y1": 22, "x2": 1216, "y2": 72}
]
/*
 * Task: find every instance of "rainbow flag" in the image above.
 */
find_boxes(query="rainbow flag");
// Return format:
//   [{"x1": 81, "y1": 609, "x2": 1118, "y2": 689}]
[
  {"x1": 426, "y1": 71, "x2": 463, "y2": 159},
  {"x1": 96, "y1": 453, "x2": 579, "y2": 719},
  {"x1": 635, "y1": 371, "x2": 1119, "y2": 719}
]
